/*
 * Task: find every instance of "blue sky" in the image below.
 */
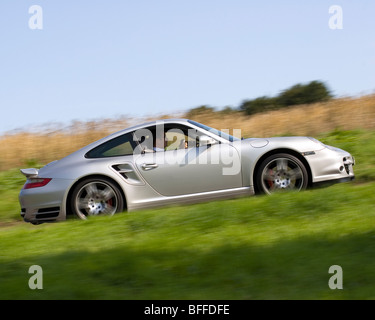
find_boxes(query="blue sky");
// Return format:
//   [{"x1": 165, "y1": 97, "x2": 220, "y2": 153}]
[{"x1": 1, "y1": 0, "x2": 374, "y2": 133}]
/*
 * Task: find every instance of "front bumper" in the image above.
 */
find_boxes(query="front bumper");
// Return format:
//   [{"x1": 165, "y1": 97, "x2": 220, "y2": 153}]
[{"x1": 306, "y1": 146, "x2": 355, "y2": 184}]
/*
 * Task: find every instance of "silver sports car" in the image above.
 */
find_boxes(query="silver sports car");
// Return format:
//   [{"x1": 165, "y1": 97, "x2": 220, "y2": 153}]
[{"x1": 19, "y1": 119, "x2": 355, "y2": 224}]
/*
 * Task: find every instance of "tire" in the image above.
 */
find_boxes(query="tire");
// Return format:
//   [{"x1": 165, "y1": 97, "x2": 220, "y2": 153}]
[
  {"x1": 71, "y1": 177, "x2": 124, "y2": 220},
  {"x1": 256, "y1": 153, "x2": 308, "y2": 195}
]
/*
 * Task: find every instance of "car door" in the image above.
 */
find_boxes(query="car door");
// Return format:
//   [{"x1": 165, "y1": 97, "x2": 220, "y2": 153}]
[{"x1": 133, "y1": 125, "x2": 242, "y2": 197}]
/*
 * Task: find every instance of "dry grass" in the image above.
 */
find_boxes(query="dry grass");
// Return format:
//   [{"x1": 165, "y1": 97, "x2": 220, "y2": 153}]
[
  {"x1": 1, "y1": 94, "x2": 375, "y2": 171},
  {"x1": 0, "y1": 118, "x2": 132, "y2": 171},
  {"x1": 189, "y1": 94, "x2": 375, "y2": 138}
]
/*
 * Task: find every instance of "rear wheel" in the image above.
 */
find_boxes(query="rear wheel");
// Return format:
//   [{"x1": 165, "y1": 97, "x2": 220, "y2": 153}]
[
  {"x1": 71, "y1": 177, "x2": 124, "y2": 220},
  {"x1": 256, "y1": 153, "x2": 308, "y2": 195}
]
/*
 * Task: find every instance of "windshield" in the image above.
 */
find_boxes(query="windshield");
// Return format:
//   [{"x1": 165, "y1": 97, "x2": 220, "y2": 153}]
[{"x1": 188, "y1": 120, "x2": 240, "y2": 142}]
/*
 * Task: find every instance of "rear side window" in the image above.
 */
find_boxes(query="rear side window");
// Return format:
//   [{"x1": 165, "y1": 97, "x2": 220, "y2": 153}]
[{"x1": 85, "y1": 133, "x2": 136, "y2": 158}]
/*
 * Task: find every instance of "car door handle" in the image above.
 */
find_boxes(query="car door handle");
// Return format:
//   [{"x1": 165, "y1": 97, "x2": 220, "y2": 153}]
[{"x1": 141, "y1": 163, "x2": 159, "y2": 171}]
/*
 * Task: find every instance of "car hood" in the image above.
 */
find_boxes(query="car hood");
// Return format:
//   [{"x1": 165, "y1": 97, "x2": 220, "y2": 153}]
[{"x1": 242, "y1": 136, "x2": 327, "y2": 153}]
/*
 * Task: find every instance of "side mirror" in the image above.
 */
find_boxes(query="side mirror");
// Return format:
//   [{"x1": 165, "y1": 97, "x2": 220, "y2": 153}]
[{"x1": 199, "y1": 135, "x2": 217, "y2": 147}]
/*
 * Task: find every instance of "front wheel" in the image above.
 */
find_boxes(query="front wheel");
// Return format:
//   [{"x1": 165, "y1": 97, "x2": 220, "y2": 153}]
[
  {"x1": 256, "y1": 153, "x2": 308, "y2": 195},
  {"x1": 71, "y1": 177, "x2": 124, "y2": 220}
]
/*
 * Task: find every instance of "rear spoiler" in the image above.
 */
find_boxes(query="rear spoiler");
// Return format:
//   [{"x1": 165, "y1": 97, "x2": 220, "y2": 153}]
[{"x1": 20, "y1": 168, "x2": 39, "y2": 179}]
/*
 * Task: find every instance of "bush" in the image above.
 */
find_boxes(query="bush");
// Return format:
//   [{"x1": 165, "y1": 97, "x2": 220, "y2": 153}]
[
  {"x1": 239, "y1": 96, "x2": 278, "y2": 116},
  {"x1": 240, "y1": 81, "x2": 332, "y2": 116},
  {"x1": 278, "y1": 81, "x2": 332, "y2": 107},
  {"x1": 185, "y1": 105, "x2": 215, "y2": 118},
  {"x1": 218, "y1": 106, "x2": 237, "y2": 115}
]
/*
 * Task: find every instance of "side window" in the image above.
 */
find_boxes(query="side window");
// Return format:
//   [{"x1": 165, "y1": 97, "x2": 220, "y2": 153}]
[
  {"x1": 164, "y1": 125, "x2": 207, "y2": 150},
  {"x1": 85, "y1": 133, "x2": 135, "y2": 158},
  {"x1": 131, "y1": 123, "x2": 217, "y2": 153},
  {"x1": 133, "y1": 127, "x2": 156, "y2": 152},
  {"x1": 165, "y1": 128, "x2": 187, "y2": 150}
]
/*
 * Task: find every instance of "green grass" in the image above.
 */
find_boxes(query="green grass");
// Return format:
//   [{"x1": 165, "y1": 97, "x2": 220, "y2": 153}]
[
  {"x1": 0, "y1": 129, "x2": 374, "y2": 299},
  {"x1": 0, "y1": 168, "x2": 26, "y2": 223},
  {"x1": 318, "y1": 128, "x2": 375, "y2": 182}
]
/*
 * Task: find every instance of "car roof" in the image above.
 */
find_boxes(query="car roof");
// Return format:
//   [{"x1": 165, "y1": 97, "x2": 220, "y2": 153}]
[
  {"x1": 64, "y1": 119, "x2": 192, "y2": 158},
  {"x1": 113, "y1": 118, "x2": 191, "y2": 135}
]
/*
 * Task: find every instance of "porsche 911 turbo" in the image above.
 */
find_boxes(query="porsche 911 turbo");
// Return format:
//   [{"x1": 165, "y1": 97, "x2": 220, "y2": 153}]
[{"x1": 19, "y1": 119, "x2": 355, "y2": 224}]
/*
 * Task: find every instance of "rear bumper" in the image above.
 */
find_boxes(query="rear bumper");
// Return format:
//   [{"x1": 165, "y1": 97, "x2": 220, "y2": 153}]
[
  {"x1": 19, "y1": 178, "x2": 74, "y2": 224},
  {"x1": 20, "y1": 206, "x2": 62, "y2": 224}
]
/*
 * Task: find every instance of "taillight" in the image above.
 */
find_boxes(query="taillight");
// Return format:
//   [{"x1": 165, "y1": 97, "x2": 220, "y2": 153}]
[{"x1": 23, "y1": 178, "x2": 52, "y2": 189}]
